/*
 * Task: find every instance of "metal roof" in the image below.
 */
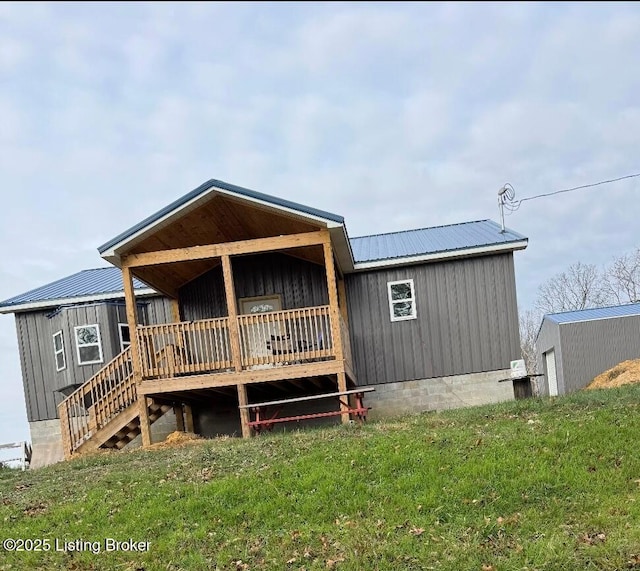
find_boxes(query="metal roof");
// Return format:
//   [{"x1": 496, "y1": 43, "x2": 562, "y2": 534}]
[
  {"x1": 0, "y1": 267, "x2": 154, "y2": 313},
  {"x1": 98, "y1": 179, "x2": 345, "y2": 254},
  {"x1": 545, "y1": 303, "x2": 640, "y2": 325},
  {"x1": 351, "y1": 219, "x2": 527, "y2": 264},
  {"x1": 1, "y1": 216, "x2": 528, "y2": 314}
]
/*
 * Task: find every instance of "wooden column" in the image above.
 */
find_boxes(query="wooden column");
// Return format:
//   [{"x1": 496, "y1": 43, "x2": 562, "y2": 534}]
[
  {"x1": 221, "y1": 255, "x2": 243, "y2": 372},
  {"x1": 237, "y1": 384, "x2": 252, "y2": 438},
  {"x1": 122, "y1": 264, "x2": 142, "y2": 379},
  {"x1": 138, "y1": 397, "x2": 152, "y2": 446},
  {"x1": 174, "y1": 404, "x2": 185, "y2": 432},
  {"x1": 184, "y1": 404, "x2": 195, "y2": 433},
  {"x1": 123, "y1": 264, "x2": 152, "y2": 446},
  {"x1": 323, "y1": 238, "x2": 349, "y2": 423},
  {"x1": 170, "y1": 298, "x2": 181, "y2": 323}
]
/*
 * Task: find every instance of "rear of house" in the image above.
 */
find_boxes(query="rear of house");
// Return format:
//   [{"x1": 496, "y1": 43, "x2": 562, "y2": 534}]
[
  {"x1": 536, "y1": 303, "x2": 640, "y2": 396},
  {"x1": 0, "y1": 178, "x2": 528, "y2": 467}
]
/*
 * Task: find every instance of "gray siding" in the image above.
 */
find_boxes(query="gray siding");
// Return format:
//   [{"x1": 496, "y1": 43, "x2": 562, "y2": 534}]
[
  {"x1": 559, "y1": 316, "x2": 640, "y2": 393},
  {"x1": 15, "y1": 296, "x2": 172, "y2": 423},
  {"x1": 179, "y1": 253, "x2": 329, "y2": 319},
  {"x1": 535, "y1": 318, "x2": 563, "y2": 396},
  {"x1": 345, "y1": 253, "x2": 521, "y2": 385}
]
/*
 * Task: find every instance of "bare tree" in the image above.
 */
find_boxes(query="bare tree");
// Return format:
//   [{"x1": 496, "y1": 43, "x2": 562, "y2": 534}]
[
  {"x1": 604, "y1": 248, "x2": 640, "y2": 304},
  {"x1": 519, "y1": 308, "x2": 541, "y2": 374},
  {"x1": 535, "y1": 261, "x2": 610, "y2": 314}
]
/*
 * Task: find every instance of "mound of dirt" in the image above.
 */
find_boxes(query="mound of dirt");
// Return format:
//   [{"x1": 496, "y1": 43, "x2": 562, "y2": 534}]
[
  {"x1": 148, "y1": 431, "x2": 203, "y2": 450},
  {"x1": 586, "y1": 359, "x2": 640, "y2": 390}
]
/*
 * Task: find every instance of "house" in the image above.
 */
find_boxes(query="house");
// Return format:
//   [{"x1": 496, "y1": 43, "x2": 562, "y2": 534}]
[
  {"x1": 536, "y1": 303, "x2": 640, "y2": 396},
  {"x1": 0, "y1": 179, "x2": 528, "y2": 467}
]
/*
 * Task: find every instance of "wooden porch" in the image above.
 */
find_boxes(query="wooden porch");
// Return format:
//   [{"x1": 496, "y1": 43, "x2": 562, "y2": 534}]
[{"x1": 59, "y1": 228, "x2": 358, "y2": 459}]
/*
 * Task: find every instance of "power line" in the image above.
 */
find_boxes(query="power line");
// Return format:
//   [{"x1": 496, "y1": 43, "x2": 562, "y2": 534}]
[
  {"x1": 516, "y1": 172, "x2": 640, "y2": 206},
  {"x1": 497, "y1": 171, "x2": 640, "y2": 231}
]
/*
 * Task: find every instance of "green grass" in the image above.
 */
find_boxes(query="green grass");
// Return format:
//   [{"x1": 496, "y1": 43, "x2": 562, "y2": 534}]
[{"x1": 2, "y1": 386, "x2": 640, "y2": 571}]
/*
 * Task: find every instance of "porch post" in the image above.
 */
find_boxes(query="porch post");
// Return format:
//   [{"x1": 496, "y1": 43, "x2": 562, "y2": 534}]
[
  {"x1": 170, "y1": 298, "x2": 181, "y2": 323},
  {"x1": 221, "y1": 254, "x2": 243, "y2": 371},
  {"x1": 122, "y1": 264, "x2": 151, "y2": 446},
  {"x1": 122, "y1": 264, "x2": 141, "y2": 378},
  {"x1": 221, "y1": 254, "x2": 252, "y2": 438},
  {"x1": 322, "y1": 236, "x2": 349, "y2": 423}
]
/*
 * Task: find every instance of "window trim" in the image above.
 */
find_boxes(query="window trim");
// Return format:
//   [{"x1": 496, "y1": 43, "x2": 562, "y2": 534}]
[
  {"x1": 74, "y1": 324, "x2": 104, "y2": 366},
  {"x1": 52, "y1": 330, "x2": 66, "y2": 372},
  {"x1": 387, "y1": 279, "x2": 417, "y2": 322},
  {"x1": 118, "y1": 323, "x2": 131, "y2": 353}
]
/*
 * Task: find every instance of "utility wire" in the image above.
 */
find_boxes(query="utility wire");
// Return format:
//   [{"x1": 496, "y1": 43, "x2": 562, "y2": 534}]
[{"x1": 500, "y1": 172, "x2": 640, "y2": 214}]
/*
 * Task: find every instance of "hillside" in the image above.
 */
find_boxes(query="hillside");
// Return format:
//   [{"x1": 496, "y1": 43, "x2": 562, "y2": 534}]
[{"x1": 1, "y1": 386, "x2": 640, "y2": 571}]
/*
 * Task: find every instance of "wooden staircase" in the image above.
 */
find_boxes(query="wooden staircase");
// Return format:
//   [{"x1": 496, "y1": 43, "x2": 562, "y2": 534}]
[{"x1": 58, "y1": 348, "x2": 172, "y2": 459}]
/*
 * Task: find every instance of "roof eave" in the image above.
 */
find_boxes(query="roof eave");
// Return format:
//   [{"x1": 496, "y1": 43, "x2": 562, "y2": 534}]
[
  {"x1": 352, "y1": 239, "x2": 528, "y2": 271},
  {"x1": 99, "y1": 181, "x2": 345, "y2": 262},
  {"x1": 0, "y1": 288, "x2": 157, "y2": 314}
]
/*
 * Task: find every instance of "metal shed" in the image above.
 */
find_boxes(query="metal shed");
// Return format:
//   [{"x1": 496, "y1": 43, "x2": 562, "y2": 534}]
[{"x1": 536, "y1": 303, "x2": 640, "y2": 395}]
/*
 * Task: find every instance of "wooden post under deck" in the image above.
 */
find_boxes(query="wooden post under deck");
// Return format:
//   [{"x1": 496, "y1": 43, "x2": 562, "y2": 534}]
[
  {"x1": 237, "y1": 384, "x2": 252, "y2": 438},
  {"x1": 184, "y1": 404, "x2": 195, "y2": 433},
  {"x1": 174, "y1": 404, "x2": 185, "y2": 432},
  {"x1": 123, "y1": 264, "x2": 152, "y2": 446},
  {"x1": 138, "y1": 396, "x2": 152, "y2": 446},
  {"x1": 323, "y1": 238, "x2": 349, "y2": 423}
]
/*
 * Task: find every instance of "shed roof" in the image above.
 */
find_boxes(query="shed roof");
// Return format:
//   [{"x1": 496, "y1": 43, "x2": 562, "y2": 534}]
[
  {"x1": 545, "y1": 303, "x2": 640, "y2": 325},
  {"x1": 0, "y1": 267, "x2": 154, "y2": 313},
  {"x1": 351, "y1": 219, "x2": 527, "y2": 267}
]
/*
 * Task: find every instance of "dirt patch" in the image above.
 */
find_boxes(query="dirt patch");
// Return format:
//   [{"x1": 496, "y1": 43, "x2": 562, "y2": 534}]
[
  {"x1": 587, "y1": 359, "x2": 640, "y2": 390},
  {"x1": 147, "y1": 431, "x2": 203, "y2": 450}
]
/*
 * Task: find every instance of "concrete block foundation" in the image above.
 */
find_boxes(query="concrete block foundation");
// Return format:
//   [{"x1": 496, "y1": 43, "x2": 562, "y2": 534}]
[{"x1": 366, "y1": 369, "x2": 514, "y2": 419}]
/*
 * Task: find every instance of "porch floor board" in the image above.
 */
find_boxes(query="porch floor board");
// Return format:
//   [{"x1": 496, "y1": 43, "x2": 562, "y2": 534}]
[{"x1": 138, "y1": 360, "x2": 347, "y2": 396}]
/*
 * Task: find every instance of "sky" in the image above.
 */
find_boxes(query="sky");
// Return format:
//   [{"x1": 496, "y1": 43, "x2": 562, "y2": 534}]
[{"x1": 0, "y1": 2, "x2": 639, "y2": 447}]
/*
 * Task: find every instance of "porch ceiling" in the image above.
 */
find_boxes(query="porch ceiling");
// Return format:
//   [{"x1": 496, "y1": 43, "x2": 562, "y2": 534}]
[
  {"x1": 116, "y1": 194, "x2": 327, "y2": 296},
  {"x1": 129, "y1": 194, "x2": 323, "y2": 255}
]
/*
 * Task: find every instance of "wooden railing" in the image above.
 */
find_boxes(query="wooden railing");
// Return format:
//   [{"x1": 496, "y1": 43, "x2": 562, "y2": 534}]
[
  {"x1": 238, "y1": 306, "x2": 334, "y2": 368},
  {"x1": 137, "y1": 317, "x2": 232, "y2": 379},
  {"x1": 58, "y1": 347, "x2": 135, "y2": 458}
]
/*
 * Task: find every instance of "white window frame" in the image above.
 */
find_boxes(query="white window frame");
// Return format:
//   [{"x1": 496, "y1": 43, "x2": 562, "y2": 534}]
[
  {"x1": 118, "y1": 323, "x2": 131, "y2": 353},
  {"x1": 52, "y1": 330, "x2": 66, "y2": 372},
  {"x1": 387, "y1": 279, "x2": 417, "y2": 322},
  {"x1": 74, "y1": 324, "x2": 104, "y2": 366}
]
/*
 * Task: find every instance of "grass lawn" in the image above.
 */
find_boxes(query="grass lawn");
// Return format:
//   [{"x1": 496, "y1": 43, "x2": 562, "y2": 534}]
[{"x1": 1, "y1": 385, "x2": 640, "y2": 570}]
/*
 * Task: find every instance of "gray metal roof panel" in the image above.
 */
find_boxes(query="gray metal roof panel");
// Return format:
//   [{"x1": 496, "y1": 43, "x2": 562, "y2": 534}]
[
  {"x1": 546, "y1": 303, "x2": 640, "y2": 325},
  {"x1": 98, "y1": 179, "x2": 345, "y2": 254},
  {"x1": 351, "y1": 219, "x2": 527, "y2": 263},
  {"x1": 0, "y1": 267, "x2": 150, "y2": 309}
]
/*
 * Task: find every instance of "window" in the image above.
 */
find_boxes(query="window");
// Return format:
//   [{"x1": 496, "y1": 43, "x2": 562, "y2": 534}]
[
  {"x1": 387, "y1": 279, "x2": 417, "y2": 321},
  {"x1": 74, "y1": 324, "x2": 104, "y2": 365},
  {"x1": 118, "y1": 324, "x2": 131, "y2": 353},
  {"x1": 52, "y1": 331, "x2": 66, "y2": 371}
]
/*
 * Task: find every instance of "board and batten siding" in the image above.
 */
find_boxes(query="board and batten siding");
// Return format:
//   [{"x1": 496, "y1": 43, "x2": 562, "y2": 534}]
[
  {"x1": 179, "y1": 252, "x2": 329, "y2": 320},
  {"x1": 15, "y1": 297, "x2": 173, "y2": 423},
  {"x1": 345, "y1": 253, "x2": 521, "y2": 385}
]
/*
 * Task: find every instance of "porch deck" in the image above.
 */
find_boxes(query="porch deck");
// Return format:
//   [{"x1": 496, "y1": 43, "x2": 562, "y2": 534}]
[{"x1": 58, "y1": 305, "x2": 355, "y2": 458}]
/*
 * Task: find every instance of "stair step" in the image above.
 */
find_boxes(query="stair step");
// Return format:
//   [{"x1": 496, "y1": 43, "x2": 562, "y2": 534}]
[{"x1": 74, "y1": 397, "x2": 173, "y2": 456}]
